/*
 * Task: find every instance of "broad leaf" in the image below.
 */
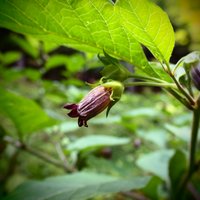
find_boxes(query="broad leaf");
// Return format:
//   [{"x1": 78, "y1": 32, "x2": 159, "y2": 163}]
[
  {"x1": 67, "y1": 135, "x2": 130, "y2": 151},
  {"x1": 0, "y1": 89, "x2": 57, "y2": 137},
  {"x1": 116, "y1": 0, "x2": 175, "y2": 63},
  {"x1": 136, "y1": 149, "x2": 174, "y2": 180},
  {"x1": 3, "y1": 172, "x2": 151, "y2": 200},
  {"x1": 0, "y1": 0, "x2": 152, "y2": 73}
]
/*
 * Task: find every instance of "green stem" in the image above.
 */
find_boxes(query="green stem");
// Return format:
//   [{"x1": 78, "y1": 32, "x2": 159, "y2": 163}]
[
  {"x1": 127, "y1": 74, "x2": 166, "y2": 83},
  {"x1": 165, "y1": 88, "x2": 193, "y2": 110},
  {"x1": 176, "y1": 107, "x2": 200, "y2": 198},
  {"x1": 125, "y1": 81, "x2": 176, "y2": 88},
  {"x1": 126, "y1": 80, "x2": 193, "y2": 109},
  {"x1": 189, "y1": 108, "x2": 200, "y2": 173},
  {"x1": 171, "y1": 75, "x2": 195, "y2": 106},
  {"x1": 165, "y1": 62, "x2": 195, "y2": 106}
]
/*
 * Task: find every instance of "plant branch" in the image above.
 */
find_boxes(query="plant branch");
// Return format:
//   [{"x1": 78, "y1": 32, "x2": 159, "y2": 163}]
[
  {"x1": 171, "y1": 75, "x2": 195, "y2": 106},
  {"x1": 165, "y1": 88, "x2": 193, "y2": 110},
  {"x1": 125, "y1": 79, "x2": 193, "y2": 109},
  {"x1": 127, "y1": 74, "x2": 166, "y2": 83},
  {"x1": 188, "y1": 108, "x2": 200, "y2": 174},
  {"x1": 124, "y1": 81, "x2": 176, "y2": 88},
  {"x1": 165, "y1": 62, "x2": 195, "y2": 106},
  {"x1": 55, "y1": 142, "x2": 71, "y2": 170},
  {"x1": 4, "y1": 136, "x2": 75, "y2": 173}
]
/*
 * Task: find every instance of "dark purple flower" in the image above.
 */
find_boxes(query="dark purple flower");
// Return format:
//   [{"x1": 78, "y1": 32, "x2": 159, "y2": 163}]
[
  {"x1": 191, "y1": 63, "x2": 200, "y2": 90},
  {"x1": 64, "y1": 85, "x2": 112, "y2": 127}
]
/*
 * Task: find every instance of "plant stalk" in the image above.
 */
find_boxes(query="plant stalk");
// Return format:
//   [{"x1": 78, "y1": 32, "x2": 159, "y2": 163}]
[
  {"x1": 176, "y1": 106, "x2": 200, "y2": 198},
  {"x1": 165, "y1": 62, "x2": 195, "y2": 106},
  {"x1": 125, "y1": 81, "x2": 176, "y2": 88}
]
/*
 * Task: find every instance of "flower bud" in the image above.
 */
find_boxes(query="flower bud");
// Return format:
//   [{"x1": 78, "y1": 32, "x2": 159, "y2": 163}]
[
  {"x1": 64, "y1": 81, "x2": 124, "y2": 127},
  {"x1": 191, "y1": 62, "x2": 200, "y2": 90}
]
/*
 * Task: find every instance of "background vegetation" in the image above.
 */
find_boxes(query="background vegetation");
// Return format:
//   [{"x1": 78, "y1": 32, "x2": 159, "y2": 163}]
[{"x1": 0, "y1": 0, "x2": 200, "y2": 200}]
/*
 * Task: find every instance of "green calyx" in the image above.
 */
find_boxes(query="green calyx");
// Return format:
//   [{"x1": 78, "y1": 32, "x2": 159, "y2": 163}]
[
  {"x1": 103, "y1": 81, "x2": 124, "y2": 101},
  {"x1": 102, "y1": 80, "x2": 124, "y2": 117}
]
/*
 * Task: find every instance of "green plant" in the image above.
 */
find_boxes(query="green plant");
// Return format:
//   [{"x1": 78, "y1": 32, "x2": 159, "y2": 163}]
[{"x1": 0, "y1": 0, "x2": 199, "y2": 200}]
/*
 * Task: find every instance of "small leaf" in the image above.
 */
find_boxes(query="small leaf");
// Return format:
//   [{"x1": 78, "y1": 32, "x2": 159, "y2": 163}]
[
  {"x1": 3, "y1": 172, "x2": 151, "y2": 200},
  {"x1": 45, "y1": 55, "x2": 69, "y2": 70},
  {"x1": 67, "y1": 135, "x2": 130, "y2": 152},
  {"x1": 141, "y1": 176, "x2": 162, "y2": 200},
  {"x1": 99, "y1": 52, "x2": 131, "y2": 82},
  {"x1": 45, "y1": 54, "x2": 85, "y2": 72},
  {"x1": 0, "y1": 89, "x2": 57, "y2": 137},
  {"x1": 169, "y1": 149, "x2": 187, "y2": 195},
  {"x1": 0, "y1": 51, "x2": 21, "y2": 66},
  {"x1": 10, "y1": 35, "x2": 39, "y2": 58},
  {"x1": 136, "y1": 149, "x2": 174, "y2": 180},
  {"x1": 98, "y1": 51, "x2": 119, "y2": 66}
]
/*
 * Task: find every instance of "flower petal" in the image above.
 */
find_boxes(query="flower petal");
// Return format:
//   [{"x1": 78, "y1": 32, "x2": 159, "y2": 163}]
[
  {"x1": 78, "y1": 86, "x2": 111, "y2": 119},
  {"x1": 63, "y1": 103, "x2": 77, "y2": 109},
  {"x1": 78, "y1": 117, "x2": 88, "y2": 127},
  {"x1": 63, "y1": 103, "x2": 79, "y2": 118}
]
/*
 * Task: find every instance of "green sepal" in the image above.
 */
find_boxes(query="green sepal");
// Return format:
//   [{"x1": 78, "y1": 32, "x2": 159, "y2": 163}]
[
  {"x1": 102, "y1": 80, "x2": 124, "y2": 117},
  {"x1": 85, "y1": 77, "x2": 107, "y2": 88},
  {"x1": 98, "y1": 51, "x2": 131, "y2": 82},
  {"x1": 106, "y1": 100, "x2": 117, "y2": 117}
]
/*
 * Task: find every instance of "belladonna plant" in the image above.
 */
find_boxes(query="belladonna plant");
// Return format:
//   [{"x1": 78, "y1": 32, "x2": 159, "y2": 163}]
[{"x1": 64, "y1": 51, "x2": 200, "y2": 199}]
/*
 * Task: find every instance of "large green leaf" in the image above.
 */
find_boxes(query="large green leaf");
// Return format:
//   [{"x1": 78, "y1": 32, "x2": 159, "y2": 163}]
[
  {"x1": 116, "y1": 0, "x2": 175, "y2": 63},
  {"x1": 136, "y1": 149, "x2": 174, "y2": 180},
  {"x1": 0, "y1": 89, "x2": 57, "y2": 137},
  {"x1": 3, "y1": 172, "x2": 151, "y2": 200},
  {"x1": 67, "y1": 135, "x2": 130, "y2": 151},
  {"x1": 0, "y1": 0, "x2": 163, "y2": 77}
]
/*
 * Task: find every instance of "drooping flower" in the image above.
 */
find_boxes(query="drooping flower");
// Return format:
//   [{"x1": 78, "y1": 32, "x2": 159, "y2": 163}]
[
  {"x1": 64, "y1": 81, "x2": 124, "y2": 127},
  {"x1": 191, "y1": 62, "x2": 200, "y2": 90}
]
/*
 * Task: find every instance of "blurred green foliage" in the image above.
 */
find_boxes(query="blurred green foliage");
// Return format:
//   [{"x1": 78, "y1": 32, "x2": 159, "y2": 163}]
[
  {"x1": 0, "y1": 0, "x2": 200, "y2": 200},
  {"x1": 0, "y1": 31, "x2": 198, "y2": 199}
]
